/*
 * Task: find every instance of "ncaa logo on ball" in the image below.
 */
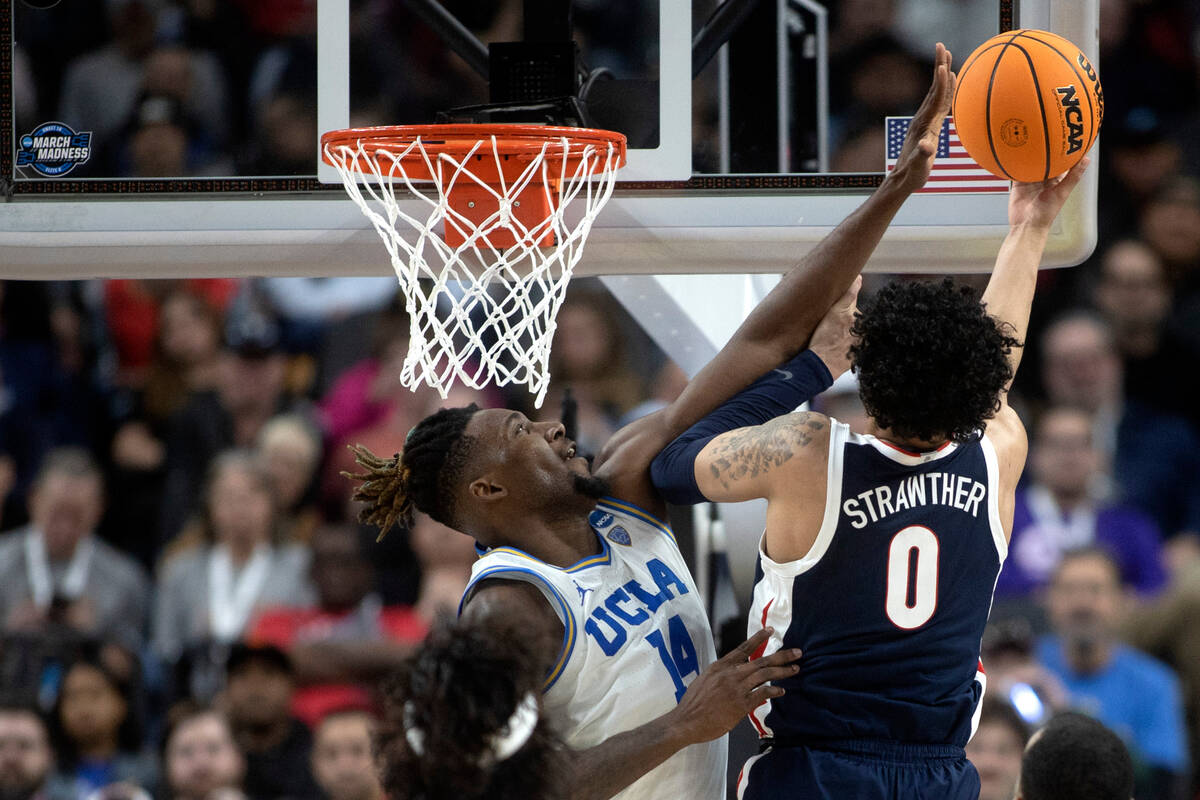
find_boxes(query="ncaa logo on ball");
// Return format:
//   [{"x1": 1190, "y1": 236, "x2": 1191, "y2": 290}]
[
  {"x1": 1000, "y1": 119, "x2": 1029, "y2": 147},
  {"x1": 1054, "y1": 85, "x2": 1086, "y2": 155},
  {"x1": 16, "y1": 121, "x2": 92, "y2": 177}
]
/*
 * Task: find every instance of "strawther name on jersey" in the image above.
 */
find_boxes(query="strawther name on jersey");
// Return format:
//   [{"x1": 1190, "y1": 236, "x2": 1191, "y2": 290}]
[{"x1": 841, "y1": 472, "x2": 987, "y2": 529}]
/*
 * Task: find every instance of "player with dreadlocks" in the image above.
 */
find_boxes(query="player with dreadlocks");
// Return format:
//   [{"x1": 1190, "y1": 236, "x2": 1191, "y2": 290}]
[{"x1": 346, "y1": 45, "x2": 958, "y2": 800}]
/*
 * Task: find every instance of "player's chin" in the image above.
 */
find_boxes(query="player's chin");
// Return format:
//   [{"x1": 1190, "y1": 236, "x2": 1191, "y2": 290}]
[{"x1": 571, "y1": 470, "x2": 611, "y2": 501}]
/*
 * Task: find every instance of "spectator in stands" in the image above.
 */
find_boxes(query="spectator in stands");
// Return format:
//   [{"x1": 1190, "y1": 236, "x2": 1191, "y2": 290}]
[
  {"x1": 966, "y1": 697, "x2": 1029, "y2": 800},
  {"x1": 1016, "y1": 712, "x2": 1135, "y2": 800},
  {"x1": 0, "y1": 283, "x2": 102, "y2": 528},
  {"x1": 1138, "y1": 176, "x2": 1200, "y2": 302},
  {"x1": 540, "y1": 288, "x2": 645, "y2": 456},
  {"x1": 1096, "y1": 108, "x2": 1183, "y2": 251},
  {"x1": 317, "y1": 305, "x2": 417, "y2": 447},
  {"x1": 220, "y1": 644, "x2": 320, "y2": 800},
  {"x1": 0, "y1": 699, "x2": 63, "y2": 800},
  {"x1": 159, "y1": 309, "x2": 306, "y2": 544},
  {"x1": 310, "y1": 710, "x2": 384, "y2": 800},
  {"x1": 248, "y1": 523, "x2": 426, "y2": 727},
  {"x1": 255, "y1": 278, "x2": 399, "y2": 356},
  {"x1": 1037, "y1": 548, "x2": 1188, "y2": 797},
  {"x1": 153, "y1": 451, "x2": 314, "y2": 699},
  {"x1": 244, "y1": 93, "x2": 318, "y2": 177},
  {"x1": 162, "y1": 706, "x2": 245, "y2": 800},
  {"x1": 1093, "y1": 238, "x2": 1200, "y2": 427},
  {"x1": 255, "y1": 415, "x2": 322, "y2": 546},
  {"x1": 0, "y1": 449, "x2": 150, "y2": 650},
  {"x1": 57, "y1": 1, "x2": 229, "y2": 174},
  {"x1": 1121, "y1": 556, "x2": 1200, "y2": 796},
  {"x1": 1040, "y1": 311, "x2": 1200, "y2": 539},
  {"x1": 408, "y1": 512, "x2": 477, "y2": 623},
  {"x1": 48, "y1": 651, "x2": 157, "y2": 799},
  {"x1": 102, "y1": 281, "x2": 237, "y2": 391},
  {"x1": 997, "y1": 406, "x2": 1166, "y2": 599},
  {"x1": 980, "y1": 618, "x2": 1069, "y2": 728},
  {"x1": 108, "y1": 290, "x2": 225, "y2": 568}
]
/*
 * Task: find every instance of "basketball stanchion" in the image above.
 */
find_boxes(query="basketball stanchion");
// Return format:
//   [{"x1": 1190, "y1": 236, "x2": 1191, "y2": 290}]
[{"x1": 321, "y1": 124, "x2": 627, "y2": 407}]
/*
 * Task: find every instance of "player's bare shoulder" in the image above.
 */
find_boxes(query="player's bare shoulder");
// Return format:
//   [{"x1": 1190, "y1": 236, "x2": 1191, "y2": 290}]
[
  {"x1": 984, "y1": 403, "x2": 1029, "y2": 480},
  {"x1": 704, "y1": 411, "x2": 832, "y2": 495},
  {"x1": 460, "y1": 578, "x2": 564, "y2": 668}
]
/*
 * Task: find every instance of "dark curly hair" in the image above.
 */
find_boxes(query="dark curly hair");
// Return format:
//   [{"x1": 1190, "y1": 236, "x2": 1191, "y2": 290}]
[
  {"x1": 379, "y1": 621, "x2": 566, "y2": 800},
  {"x1": 850, "y1": 278, "x2": 1020, "y2": 443},
  {"x1": 344, "y1": 405, "x2": 480, "y2": 537}
]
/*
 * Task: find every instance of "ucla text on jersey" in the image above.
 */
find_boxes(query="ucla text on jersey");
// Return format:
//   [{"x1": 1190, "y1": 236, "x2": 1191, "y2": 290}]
[{"x1": 460, "y1": 497, "x2": 727, "y2": 800}]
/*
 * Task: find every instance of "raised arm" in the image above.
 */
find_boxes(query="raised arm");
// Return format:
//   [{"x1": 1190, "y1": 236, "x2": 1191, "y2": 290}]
[
  {"x1": 661, "y1": 43, "x2": 955, "y2": 433},
  {"x1": 596, "y1": 44, "x2": 956, "y2": 510},
  {"x1": 981, "y1": 158, "x2": 1090, "y2": 390}
]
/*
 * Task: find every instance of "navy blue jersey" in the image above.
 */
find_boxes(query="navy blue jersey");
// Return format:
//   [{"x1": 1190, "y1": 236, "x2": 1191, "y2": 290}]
[{"x1": 746, "y1": 420, "x2": 1007, "y2": 747}]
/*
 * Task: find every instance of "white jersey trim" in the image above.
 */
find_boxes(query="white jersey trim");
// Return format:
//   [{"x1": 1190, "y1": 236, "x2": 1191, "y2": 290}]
[
  {"x1": 848, "y1": 431, "x2": 961, "y2": 466},
  {"x1": 758, "y1": 419, "x2": 849, "y2": 578},
  {"x1": 736, "y1": 750, "x2": 769, "y2": 800},
  {"x1": 459, "y1": 566, "x2": 578, "y2": 692},
  {"x1": 978, "y1": 434, "x2": 1009, "y2": 563}
]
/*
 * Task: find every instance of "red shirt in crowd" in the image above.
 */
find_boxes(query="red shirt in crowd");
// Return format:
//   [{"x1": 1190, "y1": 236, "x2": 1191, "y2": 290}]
[{"x1": 248, "y1": 602, "x2": 428, "y2": 727}]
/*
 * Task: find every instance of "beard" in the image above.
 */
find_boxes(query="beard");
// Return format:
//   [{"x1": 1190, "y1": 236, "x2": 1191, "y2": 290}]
[{"x1": 572, "y1": 472, "x2": 611, "y2": 500}]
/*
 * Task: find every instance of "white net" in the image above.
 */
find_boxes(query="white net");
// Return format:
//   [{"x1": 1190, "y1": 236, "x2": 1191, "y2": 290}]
[{"x1": 324, "y1": 131, "x2": 622, "y2": 408}]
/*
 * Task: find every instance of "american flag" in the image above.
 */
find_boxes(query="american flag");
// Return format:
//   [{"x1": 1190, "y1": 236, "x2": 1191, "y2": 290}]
[{"x1": 885, "y1": 117, "x2": 1010, "y2": 193}]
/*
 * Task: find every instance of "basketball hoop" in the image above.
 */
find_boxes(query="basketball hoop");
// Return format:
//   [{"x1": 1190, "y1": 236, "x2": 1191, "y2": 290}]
[{"x1": 321, "y1": 124, "x2": 627, "y2": 407}]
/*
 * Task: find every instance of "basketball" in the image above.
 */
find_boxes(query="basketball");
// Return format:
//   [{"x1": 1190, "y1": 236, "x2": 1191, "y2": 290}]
[{"x1": 952, "y1": 29, "x2": 1103, "y2": 182}]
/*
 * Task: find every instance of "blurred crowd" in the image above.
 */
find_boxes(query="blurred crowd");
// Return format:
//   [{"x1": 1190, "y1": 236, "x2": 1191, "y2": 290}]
[
  {"x1": 4, "y1": 1, "x2": 1200, "y2": 800},
  {"x1": 0, "y1": 274, "x2": 681, "y2": 800},
  {"x1": 12, "y1": 0, "x2": 655, "y2": 179}
]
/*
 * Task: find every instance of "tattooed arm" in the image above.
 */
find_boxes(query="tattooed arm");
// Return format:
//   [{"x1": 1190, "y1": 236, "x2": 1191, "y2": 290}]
[
  {"x1": 694, "y1": 412, "x2": 833, "y2": 561},
  {"x1": 694, "y1": 412, "x2": 831, "y2": 504}
]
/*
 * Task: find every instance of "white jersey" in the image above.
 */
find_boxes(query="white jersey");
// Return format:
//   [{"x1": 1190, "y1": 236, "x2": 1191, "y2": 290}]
[{"x1": 461, "y1": 497, "x2": 726, "y2": 800}]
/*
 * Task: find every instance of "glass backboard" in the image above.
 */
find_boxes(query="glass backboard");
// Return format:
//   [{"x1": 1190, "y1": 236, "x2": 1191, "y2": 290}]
[{"x1": 0, "y1": 0, "x2": 1097, "y2": 278}]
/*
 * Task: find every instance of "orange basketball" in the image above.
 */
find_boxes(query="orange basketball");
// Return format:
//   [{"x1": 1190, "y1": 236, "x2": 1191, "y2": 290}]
[{"x1": 951, "y1": 29, "x2": 1103, "y2": 182}]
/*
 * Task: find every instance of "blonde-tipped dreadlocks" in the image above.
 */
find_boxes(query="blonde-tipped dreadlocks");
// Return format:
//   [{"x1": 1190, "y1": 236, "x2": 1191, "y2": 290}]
[
  {"x1": 343, "y1": 404, "x2": 480, "y2": 539},
  {"x1": 343, "y1": 446, "x2": 415, "y2": 540}
]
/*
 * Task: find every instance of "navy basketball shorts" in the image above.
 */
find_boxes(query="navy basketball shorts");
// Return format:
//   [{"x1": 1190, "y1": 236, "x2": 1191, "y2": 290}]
[{"x1": 737, "y1": 739, "x2": 980, "y2": 800}]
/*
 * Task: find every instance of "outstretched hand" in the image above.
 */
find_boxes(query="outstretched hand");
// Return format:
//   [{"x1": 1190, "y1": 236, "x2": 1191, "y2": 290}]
[
  {"x1": 667, "y1": 628, "x2": 801, "y2": 744},
  {"x1": 1008, "y1": 157, "x2": 1091, "y2": 230},
  {"x1": 808, "y1": 275, "x2": 862, "y2": 379},
  {"x1": 887, "y1": 42, "x2": 955, "y2": 194}
]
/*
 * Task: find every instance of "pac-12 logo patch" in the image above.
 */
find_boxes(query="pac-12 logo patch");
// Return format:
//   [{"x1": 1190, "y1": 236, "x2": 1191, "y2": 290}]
[
  {"x1": 607, "y1": 526, "x2": 632, "y2": 546},
  {"x1": 589, "y1": 510, "x2": 615, "y2": 530},
  {"x1": 16, "y1": 122, "x2": 92, "y2": 177}
]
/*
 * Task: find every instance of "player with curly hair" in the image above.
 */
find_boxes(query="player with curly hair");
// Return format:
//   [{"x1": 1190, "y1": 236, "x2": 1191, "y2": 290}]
[
  {"x1": 376, "y1": 621, "x2": 567, "y2": 800},
  {"x1": 650, "y1": 154, "x2": 1090, "y2": 797}
]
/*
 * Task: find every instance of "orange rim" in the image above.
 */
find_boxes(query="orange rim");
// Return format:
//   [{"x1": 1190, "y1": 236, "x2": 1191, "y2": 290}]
[{"x1": 320, "y1": 124, "x2": 627, "y2": 182}]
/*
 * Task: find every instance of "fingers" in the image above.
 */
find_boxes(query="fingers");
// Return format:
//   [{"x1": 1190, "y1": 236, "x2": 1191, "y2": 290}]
[
  {"x1": 1057, "y1": 156, "x2": 1090, "y2": 191},
  {"x1": 745, "y1": 664, "x2": 801, "y2": 688},
  {"x1": 747, "y1": 684, "x2": 786, "y2": 706},
  {"x1": 749, "y1": 647, "x2": 803, "y2": 669},
  {"x1": 725, "y1": 628, "x2": 773, "y2": 663}
]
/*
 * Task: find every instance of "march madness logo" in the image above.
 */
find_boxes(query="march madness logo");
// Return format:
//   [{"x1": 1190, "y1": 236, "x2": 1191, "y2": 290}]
[{"x1": 16, "y1": 122, "x2": 92, "y2": 177}]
